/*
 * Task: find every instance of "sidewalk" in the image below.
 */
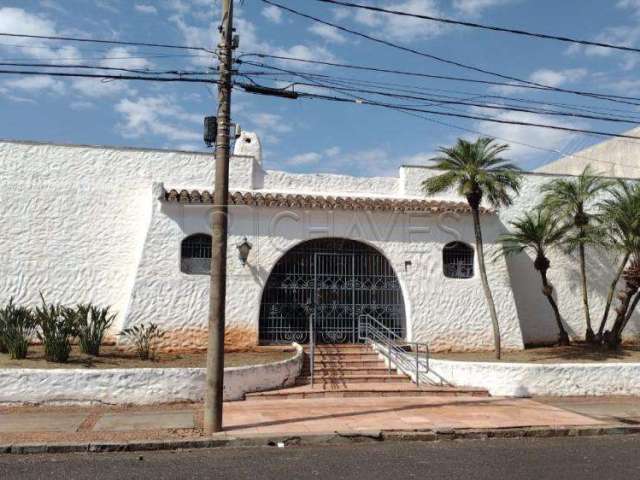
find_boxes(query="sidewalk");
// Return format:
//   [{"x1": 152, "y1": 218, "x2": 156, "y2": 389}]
[{"x1": 2, "y1": 395, "x2": 637, "y2": 449}]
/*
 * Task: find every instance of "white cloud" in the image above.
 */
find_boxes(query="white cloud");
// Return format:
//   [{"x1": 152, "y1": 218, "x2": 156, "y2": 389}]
[
  {"x1": 0, "y1": 8, "x2": 82, "y2": 64},
  {"x1": 618, "y1": 0, "x2": 640, "y2": 12},
  {"x1": 4, "y1": 75, "x2": 65, "y2": 95},
  {"x1": 169, "y1": 14, "x2": 216, "y2": 66},
  {"x1": 529, "y1": 68, "x2": 588, "y2": 87},
  {"x1": 286, "y1": 152, "x2": 322, "y2": 166},
  {"x1": 115, "y1": 96, "x2": 202, "y2": 143},
  {"x1": 272, "y1": 44, "x2": 339, "y2": 70},
  {"x1": 352, "y1": 0, "x2": 447, "y2": 43},
  {"x1": 262, "y1": 5, "x2": 282, "y2": 24},
  {"x1": 470, "y1": 109, "x2": 583, "y2": 165},
  {"x1": 135, "y1": 4, "x2": 158, "y2": 14},
  {"x1": 309, "y1": 24, "x2": 347, "y2": 44},
  {"x1": 95, "y1": 0, "x2": 120, "y2": 14},
  {"x1": 71, "y1": 77, "x2": 131, "y2": 98},
  {"x1": 40, "y1": 0, "x2": 69, "y2": 14},
  {"x1": 99, "y1": 47, "x2": 153, "y2": 70},
  {"x1": 453, "y1": 0, "x2": 517, "y2": 16},
  {"x1": 490, "y1": 67, "x2": 588, "y2": 94},
  {"x1": 282, "y1": 147, "x2": 401, "y2": 176}
]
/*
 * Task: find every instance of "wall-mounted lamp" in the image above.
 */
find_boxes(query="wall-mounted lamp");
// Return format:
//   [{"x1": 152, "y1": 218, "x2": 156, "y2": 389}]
[{"x1": 236, "y1": 237, "x2": 252, "y2": 267}]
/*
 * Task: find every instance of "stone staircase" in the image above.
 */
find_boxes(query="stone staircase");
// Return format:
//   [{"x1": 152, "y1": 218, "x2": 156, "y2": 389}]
[{"x1": 245, "y1": 344, "x2": 489, "y2": 400}]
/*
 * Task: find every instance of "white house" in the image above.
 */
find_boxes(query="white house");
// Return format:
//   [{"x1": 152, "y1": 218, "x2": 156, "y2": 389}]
[{"x1": 1, "y1": 132, "x2": 637, "y2": 352}]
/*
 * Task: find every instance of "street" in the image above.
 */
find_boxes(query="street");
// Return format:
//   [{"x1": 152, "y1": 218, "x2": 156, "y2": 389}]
[{"x1": 1, "y1": 435, "x2": 639, "y2": 479}]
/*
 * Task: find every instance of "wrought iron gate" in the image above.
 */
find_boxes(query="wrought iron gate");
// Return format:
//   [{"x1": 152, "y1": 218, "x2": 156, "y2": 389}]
[{"x1": 259, "y1": 238, "x2": 405, "y2": 344}]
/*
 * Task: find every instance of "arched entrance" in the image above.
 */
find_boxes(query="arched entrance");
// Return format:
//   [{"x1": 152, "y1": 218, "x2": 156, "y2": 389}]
[{"x1": 259, "y1": 238, "x2": 406, "y2": 344}]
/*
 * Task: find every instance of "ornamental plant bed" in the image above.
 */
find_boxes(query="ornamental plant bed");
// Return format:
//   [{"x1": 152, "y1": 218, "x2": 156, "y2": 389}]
[
  {"x1": 430, "y1": 342, "x2": 640, "y2": 363},
  {"x1": 0, "y1": 344, "x2": 295, "y2": 369}
]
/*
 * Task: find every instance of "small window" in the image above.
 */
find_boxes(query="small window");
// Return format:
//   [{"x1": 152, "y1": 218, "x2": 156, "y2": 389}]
[
  {"x1": 181, "y1": 234, "x2": 212, "y2": 275},
  {"x1": 443, "y1": 242, "x2": 474, "y2": 279}
]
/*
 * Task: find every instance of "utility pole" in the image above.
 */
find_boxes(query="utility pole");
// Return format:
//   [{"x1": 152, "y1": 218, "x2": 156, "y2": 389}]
[{"x1": 205, "y1": 0, "x2": 234, "y2": 434}]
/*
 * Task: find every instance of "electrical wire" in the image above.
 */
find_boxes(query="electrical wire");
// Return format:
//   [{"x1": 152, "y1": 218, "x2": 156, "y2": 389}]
[
  {"x1": 0, "y1": 69, "x2": 219, "y2": 84},
  {"x1": 313, "y1": 0, "x2": 640, "y2": 54},
  {"x1": 259, "y1": 1, "x2": 640, "y2": 107},
  {"x1": 238, "y1": 53, "x2": 640, "y2": 106},
  {"x1": 0, "y1": 32, "x2": 214, "y2": 53},
  {"x1": 246, "y1": 68, "x2": 640, "y2": 122},
  {"x1": 0, "y1": 62, "x2": 218, "y2": 76},
  {"x1": 239, "y1": 62, "x2": 640, "y2": 125}
]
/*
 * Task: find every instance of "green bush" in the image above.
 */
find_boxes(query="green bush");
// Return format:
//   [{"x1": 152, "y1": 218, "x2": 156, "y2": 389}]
[
  {"x1": 119, "y1": 322, "x2": 165, "y2": 360},
  {"x1": 75, "y1": 304, "x2": 115, "y2": 356},
  {"x1": 0, "y1": 298, "x2": 36, "y2": 359},
  {"x1": 35, "y1": 294, "x2": 77, "y2": 363}
]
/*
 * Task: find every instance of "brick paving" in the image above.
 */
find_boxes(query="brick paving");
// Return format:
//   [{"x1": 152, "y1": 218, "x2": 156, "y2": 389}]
[{"x1": 0, "y1": 395, "x2": 605, "y2": 444}]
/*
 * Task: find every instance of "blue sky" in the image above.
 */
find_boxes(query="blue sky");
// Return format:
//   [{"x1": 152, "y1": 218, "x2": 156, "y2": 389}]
[{"x1": 2, "y1": 0, "x2": 640, "y2": 176}]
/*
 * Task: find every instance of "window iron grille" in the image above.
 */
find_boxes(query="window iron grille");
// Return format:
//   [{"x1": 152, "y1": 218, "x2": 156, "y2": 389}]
[
  {"x1": 443, "y1": 241, "x2": 474, "y2": 279},
  {"x1": 181, "y1": 233, "x2": 212, "y2": 275}
]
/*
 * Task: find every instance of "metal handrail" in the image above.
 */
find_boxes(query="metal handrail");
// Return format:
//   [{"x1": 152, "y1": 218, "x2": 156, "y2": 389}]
[
  {"x1": 309, "y1": 312, "x2": 315, "y2": 387},
  {"x1": 358, "y1": 314, "x2": 431, "y2": 386}
]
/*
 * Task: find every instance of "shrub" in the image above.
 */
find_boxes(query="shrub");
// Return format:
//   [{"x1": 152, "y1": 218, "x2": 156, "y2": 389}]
[
  {"x1": 75, "y1": 304, "x2": 115, "y2": 356},
  {"x1": 119, "y1": 323, "x2": 165, "y2": 360},
  {"x1": 0, "y1": 298, "x2": 36, "y2": 359},
  {"x1": 35, "y1": 294, "x2": 77, "y2": 363}
]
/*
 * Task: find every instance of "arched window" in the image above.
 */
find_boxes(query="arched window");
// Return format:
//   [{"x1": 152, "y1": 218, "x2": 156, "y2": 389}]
[
  {"x1": 181, "y1": 234, "x2": 211, "y2": 275},
  {"x1": 443, "y1": 241, "x2": 474, "y2": 279}
]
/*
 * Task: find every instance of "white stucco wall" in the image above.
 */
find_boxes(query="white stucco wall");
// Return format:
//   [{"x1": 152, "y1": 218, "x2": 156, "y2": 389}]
[
  {"x1": 427, "y1": 358, "x2": 640, "y2": 397},
  {"x1": 0, "y1": 344, "x2": 303, "y2": 405},
  {"x1": 1, "y1": 137, "x2": 637, "y2": 353},
  {"x1": 402, "y1": 166, "x2": 640, "y2": 344},
  {"x1": 0, "y1": 141, "x2": 213, "y2": 327},
  {"x1": 535, "y1": 126, "x2": 640, "y2": 179}
]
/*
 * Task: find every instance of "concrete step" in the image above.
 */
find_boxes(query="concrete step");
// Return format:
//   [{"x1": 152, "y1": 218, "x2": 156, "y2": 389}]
[
  {"x1": 309, "y1": 359, "x2": 386, "y2": 368},
  {"x1": 309, "y1": 350, "x2": 380, "y2": 361},
  {"x1": 304, "y1": 345, "x2": 370, "y2": 354},
  {"x1": 311, "y1": 367, "x2": 398, "y2": 375},
  {"x1": 246, "y1": 383, "x2": 490, "y2": 400},
  {"x1": 296, "y1": 375, "x2": 410, "y2": 385}
]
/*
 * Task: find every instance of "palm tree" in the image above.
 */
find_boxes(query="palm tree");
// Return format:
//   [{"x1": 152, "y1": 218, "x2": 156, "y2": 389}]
[
  {"x1": 595, "y1": 180, "x2": 640, "y2": 340},
  {"x1": 423, "y1": 137, "x2": 522, "y2": 359},
  {"x1": 540, "y1": 166, "x2": 612, "y2": 342},
  {"x1": 498, "y1": 208, "x2": 570, "y2": 345}
]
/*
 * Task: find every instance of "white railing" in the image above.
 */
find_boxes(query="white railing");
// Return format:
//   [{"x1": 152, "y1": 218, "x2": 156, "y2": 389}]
[{"x1": 358, "y1": 314, "x2": 431, "y2": 387}]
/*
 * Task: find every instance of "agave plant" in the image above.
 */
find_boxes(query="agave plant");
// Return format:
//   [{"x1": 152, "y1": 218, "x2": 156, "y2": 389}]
[
  {"x1": 0, "y1": 298, "x2": 36, "y2": 359},
  {"x1": 423, "y1": 137, "x2": 522, "y2": 359},
  {"x1": 498, "y1": 208, "x2": 570, "y2": 345},
  {"x1": 119, "y1": 322, "x2": 165, "y2": 360},
  {"x1": 75, "y1": 304, "x2": 116, "y2": 356},
  {"x1": 34, "y1": 294, "x2": 77, "y2": 363}
]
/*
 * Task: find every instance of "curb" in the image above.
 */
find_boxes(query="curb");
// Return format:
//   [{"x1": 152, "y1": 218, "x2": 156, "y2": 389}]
[{"x1": 2, "y1": 424, "x2": 640, "y2": 455}]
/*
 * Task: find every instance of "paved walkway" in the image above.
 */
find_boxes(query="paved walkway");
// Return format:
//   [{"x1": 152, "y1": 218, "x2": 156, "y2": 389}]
[{"x1": 0, "y1": 395, "x2": 621, "y2": 445}]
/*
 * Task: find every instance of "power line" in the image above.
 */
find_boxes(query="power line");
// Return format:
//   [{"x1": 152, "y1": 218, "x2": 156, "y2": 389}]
[
  {"x1": 236, "y1": 71, "x2": 640, "y2": 171},
  {"x1": 0, "y1": 62, "x2": 219, "y2": 76},
  {"x1": 287, "y1": 80, "x2": 640, "y2": 125},
  {"x1": 0, "y1": 32, "x2": 214, "y2": 53},
  {"x1": 241, "y1": 84, "x2": 640, "y2": 140},
  {"x1": 238, "y1": 53, "x2": 640, "y2": 106},
  {"x1": 240, "y1": 62, "x2": 640, "y2": 124},
  {"x1": 245, "y1": 67, "x2": 640, "y2": 122},
  {"x1": 0, "y1": 69, "x2": 219, "y2": 84},
  {"x1": 259, "y1": 1, "x2": 638, "y2": 107},
  {"x1": 313, "y1": 0, "x2": 640, "y2": 54}
]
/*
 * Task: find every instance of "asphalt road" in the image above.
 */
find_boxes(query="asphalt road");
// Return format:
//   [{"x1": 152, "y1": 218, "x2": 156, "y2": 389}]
[{"x1": 2, "y1": 435, "x2": 640, "y2": 480}]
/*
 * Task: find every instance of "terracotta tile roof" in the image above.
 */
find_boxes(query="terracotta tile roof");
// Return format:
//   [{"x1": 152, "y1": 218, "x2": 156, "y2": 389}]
[{"x1": 163, "y1": 188, "x2": 491, "y2": 214}]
